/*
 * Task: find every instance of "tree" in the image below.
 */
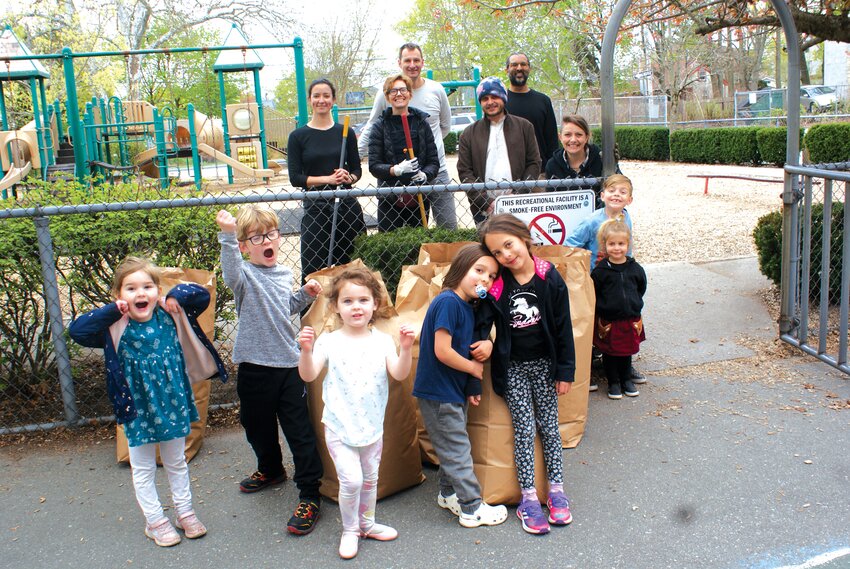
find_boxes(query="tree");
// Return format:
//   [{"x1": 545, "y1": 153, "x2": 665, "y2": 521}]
[
  {"x1": 8, "y1": 0, "x2": 123, "y2": 106},
  {"x1": 136, "y1": 26, "x2": 245, "y2": 117},
  {"x1": 111, "y1": 0, "x2": 296, "y2": 99},
  {"x1": 302, "y1": 1, "x2": 383, "y2": 107}
]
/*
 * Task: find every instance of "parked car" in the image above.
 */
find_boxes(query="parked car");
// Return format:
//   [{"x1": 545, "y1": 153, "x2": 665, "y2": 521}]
[
  {"x1": 450, "y1": 113, "x2": 476, "y2": 133},
  {"x1": 800, "y1": 85, "x2": 838, "y2": 113}
]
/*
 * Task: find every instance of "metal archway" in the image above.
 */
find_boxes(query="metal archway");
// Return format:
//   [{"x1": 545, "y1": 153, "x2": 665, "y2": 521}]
[{"x1": 600, "y1": 0, "x2": 800, "y2": 174}]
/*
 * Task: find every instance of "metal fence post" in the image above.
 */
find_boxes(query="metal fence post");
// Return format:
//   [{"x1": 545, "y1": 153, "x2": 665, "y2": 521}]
[{"x1": 33, "y1": 215, "x2": 79, "y2": 426}]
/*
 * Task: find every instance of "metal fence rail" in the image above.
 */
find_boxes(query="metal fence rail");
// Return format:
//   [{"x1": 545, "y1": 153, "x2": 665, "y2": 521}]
[
  {"x1": 0, "y1": 177, "x2": 590, "y2": 434},
  {"x1": 780, "y1": 162, "x2": 850, "y2": 373}
]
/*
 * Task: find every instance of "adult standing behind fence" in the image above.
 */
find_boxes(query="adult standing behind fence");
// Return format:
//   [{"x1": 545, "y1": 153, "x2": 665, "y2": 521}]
[
  {"x1": 288, "y1": 79, "x2": 366, "y2": 281},
  {"x1": 504, "y1": 53, "x2": 560, "y2": 172},
  {"x1": 358, "y1": 42, "x2": 457, "y2": 229},
  {"x1": 368, "y1": 74, "x2": 439, "y2": 232},
  {"x1": 545, "y1": 115, "x2": 620, "y2": 207},
  {"x1": 457, "y1": 77, "x2": 541, "y2": 224}
]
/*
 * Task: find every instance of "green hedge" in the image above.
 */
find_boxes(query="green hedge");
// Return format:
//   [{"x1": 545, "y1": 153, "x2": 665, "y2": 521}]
[
  {"x1": 590, "y1": 126, "x2": 668, "y2": 161},
  {"x1": 752, "y1": 209, "x2": 783, "y2": 287},
  {"x1": 352, "y1": 226, "x2": 477, "y2": 299},
  {"x1": 443, "y1": 131, "x2": 458, "y2": 154},
  {"x1": 756, "y1": 127, "x2": 802, "y2": 167},
  {"x1": 670, "y1": 126, "x2": 761, "y2": 164},
  {"x1": 753, "y1": 203, "x2": 845, "y2": 303},
  {"x1": 803, "y1": 123, "x2": 850, "y2": 164}
]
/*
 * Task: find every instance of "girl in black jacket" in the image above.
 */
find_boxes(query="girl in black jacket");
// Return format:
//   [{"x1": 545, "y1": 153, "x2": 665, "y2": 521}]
[{"x1": 590, "y1": 218, "x2": 647, "y2": 400}]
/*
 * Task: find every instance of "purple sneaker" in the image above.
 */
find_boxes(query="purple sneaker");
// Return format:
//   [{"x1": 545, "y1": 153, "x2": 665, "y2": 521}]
[
  {"x1": 547, "y1": 491, "x2": 573, "y2": 525},
  {"x1": 516, "y1": 498, "x2": 550, "y2": 534}
]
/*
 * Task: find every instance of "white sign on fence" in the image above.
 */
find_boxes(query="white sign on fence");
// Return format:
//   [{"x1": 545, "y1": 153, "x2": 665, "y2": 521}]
[{"x1": 493, "y1": 190, "x2": 595, "y2": 246}]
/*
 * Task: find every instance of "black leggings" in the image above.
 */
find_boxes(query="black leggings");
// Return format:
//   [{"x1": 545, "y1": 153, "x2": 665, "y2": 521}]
[{"x1": 602, "y1": 354, "x2": 632, "y2": 384}]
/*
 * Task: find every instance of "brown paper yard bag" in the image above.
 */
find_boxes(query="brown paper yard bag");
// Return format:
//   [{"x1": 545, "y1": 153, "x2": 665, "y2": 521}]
[
  {"x1": 535, "y1": 245, "x2": 594, "y2": 448},
  {"x1": 301, "y1": 259, "x2": 425, "y2": 501},
  {"x1": 394, "y1": 263, "x2": 452, "y2": 464},
  {"x1": 468, "y1": 362, "x2": 554, "y2": 505},
  {"x1": 417, "y1": 241, "x2": 478, "y2": 265},
  {"x1": 116, "y1": 268, "x2": 217, "y2": 464}
]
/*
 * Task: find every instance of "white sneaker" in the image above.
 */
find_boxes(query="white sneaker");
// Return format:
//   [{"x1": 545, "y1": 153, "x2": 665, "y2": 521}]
[
  {"x1": 437, "y1": 492, "x2": 461, "y2": 516},
  {"x1": 339, "y1": 532, "x2": 359, "y2": 559},
  {"x1": 459, "y1": 502, "x2": 508, "y2": 528}
]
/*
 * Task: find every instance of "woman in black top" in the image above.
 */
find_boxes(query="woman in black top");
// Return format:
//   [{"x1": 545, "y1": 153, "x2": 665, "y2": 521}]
[
  {"x1": 545, "y1": 114, "x2": 620, "y2": 207},
  {"x1": 288, "y1": 79, "x2": 365, "y2": 281},
  {"x1": 367, "y1": 74, "x2": 439, "y2": 232}
]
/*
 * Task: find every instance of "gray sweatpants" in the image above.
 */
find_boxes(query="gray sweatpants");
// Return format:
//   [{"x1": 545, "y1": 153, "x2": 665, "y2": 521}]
[
  {"x1": 417, "y1": 398, "x2": 481, "y2": 514},
  {"x1": 429, "y1": 169, "x2": 458, "y2": 230}
]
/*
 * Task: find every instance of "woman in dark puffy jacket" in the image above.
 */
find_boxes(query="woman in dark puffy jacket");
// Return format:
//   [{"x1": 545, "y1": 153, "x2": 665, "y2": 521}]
[
  {"x1": 545, "y1": 114, "x2": 620, "y2": 207},
  {"x1": 368, "y1": 74, "x2": 439, "y2": 232}
]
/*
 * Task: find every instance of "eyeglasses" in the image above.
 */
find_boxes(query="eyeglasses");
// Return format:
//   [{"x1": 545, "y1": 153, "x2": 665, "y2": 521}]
[
  {"x1": 388, "y1": 87, "x2": 409, "y2": 95},
  {"x1": 243, "y1": 229, "x2": 281, "y2": 245}
]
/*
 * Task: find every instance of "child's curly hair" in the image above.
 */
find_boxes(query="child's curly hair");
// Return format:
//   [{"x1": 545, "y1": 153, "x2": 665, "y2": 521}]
[{"x1": 327, "y1": 268, "x2": 389, "y2": 324}]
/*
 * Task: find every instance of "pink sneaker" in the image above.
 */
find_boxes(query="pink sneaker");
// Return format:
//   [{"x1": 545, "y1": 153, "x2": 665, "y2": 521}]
[
  {"x1": 547, "y1": 491, "x2": 573, "y2": 525},
  {"x1": 145, "y1": 518, "x2": 181, "y2": 547},
  {"x1": 360, "y1": 523, "x2": 398, "y2": 541},
  {"x1": 175, "y1": 511, "x2": 207, "y2": 539}
]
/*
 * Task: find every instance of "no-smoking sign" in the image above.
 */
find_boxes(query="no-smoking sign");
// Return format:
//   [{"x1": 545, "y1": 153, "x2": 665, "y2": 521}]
[
  {"x1": 530, "y1": 213, "x2": 566, "y2": 245},
  {"x1": 493, "y1": 190, "x2": 595, "y2": 245}
]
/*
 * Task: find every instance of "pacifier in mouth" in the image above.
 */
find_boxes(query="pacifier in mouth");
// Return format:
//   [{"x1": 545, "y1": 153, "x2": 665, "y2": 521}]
[{"x1": 475, "y1": 284, "x2": 487, "y2": 299}]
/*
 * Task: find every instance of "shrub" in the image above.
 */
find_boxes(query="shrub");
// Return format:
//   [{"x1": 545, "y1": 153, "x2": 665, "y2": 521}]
[
  {"x1": 615, "y1": 126, "x2": 670, "y2": 161},
  {"x1": 803, "y1": 123, "x2": 850, "y2": 164},
  {"x1": 756, "y1": 127, "x2": 791, "y2": 167},
  {"x1": 753, "y1": 209, "x2": 783, "y2": 286},
  {"x1": 670, "y1": 127, "x2": 760, "y2": 164},
  {"x1": 753, "y1": 203, "x2": 845, "y2": 303},
  {"x1": 718, "y1": 126, "x2": 761, "y2": 165},
  {"x1": 443, "y1": 131, "x2": 458, "y2": 154},
  {"x1": 0, "y1": 216, "x2": 56, "y2": 395},
  {"x1": 352, "y1": 226, "x2": 478, "y2": 299}
]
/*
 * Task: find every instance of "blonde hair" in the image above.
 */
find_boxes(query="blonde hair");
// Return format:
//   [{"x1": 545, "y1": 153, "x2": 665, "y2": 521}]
[
  {"x1": 596, "y1": 217, "x2": 631, "y2": 255},
  {"x1": 235, "y1": 205, "x2": 279, "y2": 241},
  {"x1": 602, "y1": 174, "x2": 633, "y2": 197},
  {"x1": 383, "y1": 74, "x2": 414, "y2": 98},
  {"x1": 111, "y1": 256, "x2": 161, "y2": 298}
]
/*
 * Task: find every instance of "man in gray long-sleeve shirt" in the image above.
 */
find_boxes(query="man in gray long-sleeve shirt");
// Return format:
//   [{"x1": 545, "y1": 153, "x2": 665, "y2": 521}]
[{"x1": 216, "y1": 206, "x2": 325, "y2": 536}]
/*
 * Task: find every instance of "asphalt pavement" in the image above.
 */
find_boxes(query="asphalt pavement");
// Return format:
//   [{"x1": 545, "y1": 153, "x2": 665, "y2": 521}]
[{"x1": 2, "y1": 256, "x2": 849, "y2": 569}]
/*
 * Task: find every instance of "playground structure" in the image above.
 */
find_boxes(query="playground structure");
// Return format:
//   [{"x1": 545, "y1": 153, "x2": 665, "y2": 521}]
[
  {"x1": 0, "y1": 24, "x2": 310, "y2": 192},
  {"x1": 1, "y1": 20, "x2": 484, "y2": 194}
]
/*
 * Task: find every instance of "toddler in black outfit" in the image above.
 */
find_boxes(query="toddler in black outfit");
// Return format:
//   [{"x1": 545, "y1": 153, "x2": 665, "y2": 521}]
[{"x1": 590, "y1": 217, "x2": 647, "y2": 400}]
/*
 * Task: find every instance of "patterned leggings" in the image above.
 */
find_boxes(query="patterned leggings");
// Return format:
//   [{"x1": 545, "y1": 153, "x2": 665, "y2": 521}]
[
  {"x1": 325, "y1": 426, "x2": 383, "y2": 535},
  {"x1": 503, "y1": 357, "x2": 564, "y2": 490}
]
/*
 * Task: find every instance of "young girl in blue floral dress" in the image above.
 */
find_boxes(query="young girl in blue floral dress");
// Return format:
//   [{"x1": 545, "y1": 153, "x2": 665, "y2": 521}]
[{"x1": 69, "y1": 256, "x2": 227, "y2": 547}]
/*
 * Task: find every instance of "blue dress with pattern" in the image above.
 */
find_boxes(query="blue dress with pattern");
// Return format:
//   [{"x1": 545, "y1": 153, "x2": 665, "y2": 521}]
[{"x1": 118, "y1": 307, "x2": 199, "y2": 447}]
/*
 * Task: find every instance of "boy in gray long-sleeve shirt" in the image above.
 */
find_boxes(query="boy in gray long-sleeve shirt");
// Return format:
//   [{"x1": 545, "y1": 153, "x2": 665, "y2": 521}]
[{"x1": 216, "y1": 206, "x2": 324, "y2": 536}]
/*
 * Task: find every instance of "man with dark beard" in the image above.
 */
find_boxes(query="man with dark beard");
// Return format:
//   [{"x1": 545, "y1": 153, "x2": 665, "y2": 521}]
[{"x1": 504, "y1": 53, "x2": 559, "y2": 171}]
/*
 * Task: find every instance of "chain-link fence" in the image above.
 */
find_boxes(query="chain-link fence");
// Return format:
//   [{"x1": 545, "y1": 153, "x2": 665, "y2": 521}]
[
  {"x1": 0, "y1": 177, "x2": 589, "y2": 434},
  {"x1": 780, "y1": 162, "x2": 850, "y2": 373}
]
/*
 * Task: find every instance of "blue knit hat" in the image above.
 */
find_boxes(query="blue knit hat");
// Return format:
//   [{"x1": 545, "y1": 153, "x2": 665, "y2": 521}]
[{"x1": 476, "y1": 76, "x2": 508, "y2": 103}]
